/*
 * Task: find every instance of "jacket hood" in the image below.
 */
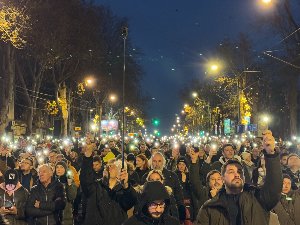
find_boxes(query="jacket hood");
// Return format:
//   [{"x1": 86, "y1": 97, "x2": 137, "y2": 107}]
[
  {"x1": 135, "y1": 184, "x2": 173, "y2": 196},
  {"x1": 137, "y1": 181, "x2": 171, "y2": 222}
]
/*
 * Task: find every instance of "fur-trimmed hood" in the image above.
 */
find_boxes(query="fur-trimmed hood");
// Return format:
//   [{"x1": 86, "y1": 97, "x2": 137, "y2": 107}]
[{"x1": 134, "y1": 184, "x2": 173, "y2": 196}]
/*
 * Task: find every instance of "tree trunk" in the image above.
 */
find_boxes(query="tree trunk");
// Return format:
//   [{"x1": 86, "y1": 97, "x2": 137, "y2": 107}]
[
  {"x1": 0, "y1": 43, "x2": 15, "y2": 136},
  {"x1": 57, "y1": 83, "x2": 68, "y2": 137}
]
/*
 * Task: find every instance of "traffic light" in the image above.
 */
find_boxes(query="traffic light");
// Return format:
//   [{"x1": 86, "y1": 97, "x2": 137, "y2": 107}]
[
  {"x1": 153, "y1": 118, "x2": 159, "y2": 126},
  {"x1": 200, "y1": 131, "x2": 204, "y2": 136},
  {"x1": 157, "y1": 132, "x2": 161, "y2": 136}
]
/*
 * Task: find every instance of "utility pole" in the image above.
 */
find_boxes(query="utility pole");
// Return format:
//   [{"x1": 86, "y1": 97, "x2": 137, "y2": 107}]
[{"x1": 121, "y1": 26, "x2": 128, "y2": 169}]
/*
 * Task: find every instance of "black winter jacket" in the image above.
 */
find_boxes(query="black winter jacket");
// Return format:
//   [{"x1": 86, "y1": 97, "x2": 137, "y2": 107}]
[
  {"x1": 272, "y1": 189, "x2": 300, "y2": 225},
  {"x1": 174, "y1": 170, "x2": 199, "y2": 222},
  {"x1": 189, "y1": 161, "x2": 213, "y2": 207},
  {"x1": 141, "y1": 168, "x2": 186, "y2": 221},
  {"x1": 196, "y1": 150, "x2": 282, "y2": 225},
  {"x1": 123, "y1": 181, "x2": 180, "y2": 225},
  {"x1": 80, "y1": 156, "x2": 138, "y2": 225},
  {"x1": 25, "y1": 178, "x2": 66, "y2": 225}
]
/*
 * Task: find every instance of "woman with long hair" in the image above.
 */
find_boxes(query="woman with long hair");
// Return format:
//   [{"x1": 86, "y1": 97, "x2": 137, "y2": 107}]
[{"x1": 135, "y1": 154, "x2": 150, "y2": 184}]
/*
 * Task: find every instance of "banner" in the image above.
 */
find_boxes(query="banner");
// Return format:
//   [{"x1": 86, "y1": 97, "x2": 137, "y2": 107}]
[
  {"x1": 101, "y1": 120, "x2": 118, "y2": 134},
  {"x1": 224, "y1": 119, "x2": 230, "y2": 134}
]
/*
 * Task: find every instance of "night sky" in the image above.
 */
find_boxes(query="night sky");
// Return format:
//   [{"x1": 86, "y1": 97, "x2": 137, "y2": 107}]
[{"x1": 95, "y1": 0, "x2": 274, "y2": 135}]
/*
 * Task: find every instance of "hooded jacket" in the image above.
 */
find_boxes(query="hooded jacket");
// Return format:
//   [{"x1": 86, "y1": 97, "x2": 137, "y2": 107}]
[
  {"x1": 123, "y1": 181, "x2": 180, "y2": 225},
  {"x1": 80, "y1": 156, "x2": 138, "y2": 225},
  {"x1": 25, "y1": 177, "x2": 66, "y2": 225},
  {"x1": 134, "y1": 184, "x2": 179, "y2": 219},
  {"x1": 141, "y1": 168, "x2": 186, "y2": 221},
  {"x1": 0, "y1": 182, "x2": 29, "y2": 225},
  {"x1": 195, "y1": 150, "x2": 282, "y2": 225}
]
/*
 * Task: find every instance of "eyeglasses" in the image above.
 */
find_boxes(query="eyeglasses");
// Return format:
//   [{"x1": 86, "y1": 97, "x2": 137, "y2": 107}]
[
  {"x1": 148, "y1": 201, "x2": 165, "y2": 209},
  {"x1": 21, "y1": 161, "x2": 31, "y2": 165}
]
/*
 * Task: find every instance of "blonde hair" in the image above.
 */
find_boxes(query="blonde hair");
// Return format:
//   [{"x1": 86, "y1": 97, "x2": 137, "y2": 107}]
[{"x1": 146, "y1": 169, "x2": 165, "y2": 181}]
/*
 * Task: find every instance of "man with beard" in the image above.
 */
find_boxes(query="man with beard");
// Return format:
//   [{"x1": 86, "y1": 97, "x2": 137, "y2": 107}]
[
  {"x1": 122, "y1": 181, "x2": 180, "y2": 225},
  {"x1": 141, "y1": 152, "x2": 186, "y2": 222},
  {"x1": 195, "y1": 131, "x2": 282, "y2": 225},
  {"x1": 17, "y1": 158, "x2": 38, "y2": 192},
  {"x1": 189, "y1": 148, "x2": 222, "y2": 207}
]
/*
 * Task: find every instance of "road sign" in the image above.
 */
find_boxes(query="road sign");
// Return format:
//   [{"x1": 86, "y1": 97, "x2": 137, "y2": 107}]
[
  {"x1": 75, "y1": 127, "x2": 81, "y2": 131},
  {"x1": 237, "y1": 125, "x2": 245, "y2": 133},
  {"x1": 248, "y1": 124, "x2": 253, "y2": 131},
  {"x1": 230, "y1": 120, "x2": 235, "y2": 134},
  {"x1": 224, "y1": 119, "x2": 230, "y2": 134}
]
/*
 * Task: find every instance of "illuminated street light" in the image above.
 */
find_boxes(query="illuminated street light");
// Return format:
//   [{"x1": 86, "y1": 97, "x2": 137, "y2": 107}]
[
  {"x1": 192, "y1": 92, "x2": 197, "y2": 97},
  {"x1": 212, "y1": 65, "x2": 218, "y2": 70},
  {"x1": 264, "y1": 116, "x2": 269, "y2": 122},
  {"x1": 87, "y1": 79, "x2": 92, "y2": 84},
  {"x1": 184, "y1": 104, "x2": 188, "y2": 108},
  {"x1": 181, "y1": 110, "x2": 185, "y2": 114},
  {"x1": 262, "y1": 0, "x2": 271, "y2": 2}
]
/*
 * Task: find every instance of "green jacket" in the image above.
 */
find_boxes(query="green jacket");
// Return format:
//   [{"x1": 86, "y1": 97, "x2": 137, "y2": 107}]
[{"x1": 196, "y1": 151, "x2": 282, "y2": 225}]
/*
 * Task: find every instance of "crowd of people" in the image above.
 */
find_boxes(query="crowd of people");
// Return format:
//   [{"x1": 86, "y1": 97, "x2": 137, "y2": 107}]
[{"x1": 0, "y1": 130, "x2": 299, "y2": 224}]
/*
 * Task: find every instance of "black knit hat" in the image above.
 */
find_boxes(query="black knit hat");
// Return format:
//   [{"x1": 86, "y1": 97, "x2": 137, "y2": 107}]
[
  {"x1": 177, "y1": 157, "x2": 187, "y2": 165},
  {"x1": 4, "y1": 169, "x2": 19, "y2": 185},
  {"x1": 56, "y1": 161, "x2": 67, "y2": 171}
]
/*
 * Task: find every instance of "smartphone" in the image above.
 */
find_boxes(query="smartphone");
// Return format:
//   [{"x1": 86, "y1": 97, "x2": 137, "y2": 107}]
[{"x1": 194, "y1": 147, "x2": 199, "y2": 153}]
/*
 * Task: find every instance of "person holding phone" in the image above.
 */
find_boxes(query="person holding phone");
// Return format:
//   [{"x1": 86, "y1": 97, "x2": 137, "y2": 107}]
[
  {"x1": 0, "y1": 169, "x2": 29, "y2": 225},
  {"x1": 80, "y1": 141, "x2": 138, "y2": 225}
]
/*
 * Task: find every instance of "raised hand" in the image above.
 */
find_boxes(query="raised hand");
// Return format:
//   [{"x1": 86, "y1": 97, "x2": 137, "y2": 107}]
[
  {"x1": 190, "y1": 148, "x2": 199, "y2": 163},
  {"x1": 118, "y1": 168, "x2": 129, "y2": 189},
  {"x1": 263, "y1": 130, "x2": 275, "y2": 154}
]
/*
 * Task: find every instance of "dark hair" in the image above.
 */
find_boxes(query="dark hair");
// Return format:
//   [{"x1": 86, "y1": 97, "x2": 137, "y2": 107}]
[
  {"x1": 222, "y1": 144, "x2": 233, "y2": 152},
  {"x1": 221, "y1": 159, "x2": 243, "y2": 176},
  {"x1": 24, "y1": 157, "x2": 33, "y2": 166},
  {"x1": 206, "y1": 170, "x2": 221, "y2": 185},
  {"x1": 50, "y1": 150, "x2": 57, "y2": 154},
  {"x1": 93, "y1": 155, "x2": 102, "y2": 164},
  {"x1": 280, "y1": 153, "x2": 289, "y2": 159}
]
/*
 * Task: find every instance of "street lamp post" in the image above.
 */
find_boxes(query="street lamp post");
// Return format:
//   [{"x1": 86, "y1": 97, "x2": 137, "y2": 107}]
[{"x1": 121, "y1": 26, "x2": 128, "y2": 170}]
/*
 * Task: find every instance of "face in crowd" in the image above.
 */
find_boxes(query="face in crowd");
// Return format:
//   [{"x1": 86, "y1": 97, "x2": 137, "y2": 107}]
[
  {"x1": 56, "y1": 165, "x2": 66, "y2": 177},
  {"x1": 109, "y1": 141, "x2": 115, "y2": 149},
  {"x1": 282, "y1": 178, "x2": 291, "y2": 194},
  {"x1": 152, "y1": 154, "x2": 164, "y2": 170},
  {"x1": 177, "y1": 162, "x2": 186, "y2": 173},
  {"x1": 105, "y1": 163, "x2": 118, "y2": 179},
  {"x1": 140, "y1": 144, "x2": 146, "y2": 153},
  {"x1": 222, "y1": 163, "x2": 244, "y2": 193},
  {"x1": 104, "y1": 148, "x2": 111, "y2": 156},
  {"x1": 136, "y1": 157, "x2": 145, "y2": 168},
  {"x1": 280, "y1": 155, "x2": 288, "y2": 166},
  {"x1": 38, "y1": 165, "x2": 53, "y2": 185},
  {"x1": 287, "y1": 156, "x2": 300, "y2": 168},
  {"x1": 252, "y1": 148, "x2": 260, "y2": 158},
  {"x1": 20, "y1": 159, "x2": 33, "y2": 172},
  {"x1": 93, "y1": 160, "x2": 102, "y2": 172},
  {"x1": 222, "y1": 145, "x2": 235, "y2": 160},
  {"x1": 208, "y1": 172, "x2": 222, "y2": 190},
  {"x1": 148, "y1": 172, "x2": 163, "y2": 184},
  {"x1": 49, "y1": 152, "x2": 57, "y2": 163},
  {"x1": 147, "y1": 199, "x2": 166, "y2": 219}
]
